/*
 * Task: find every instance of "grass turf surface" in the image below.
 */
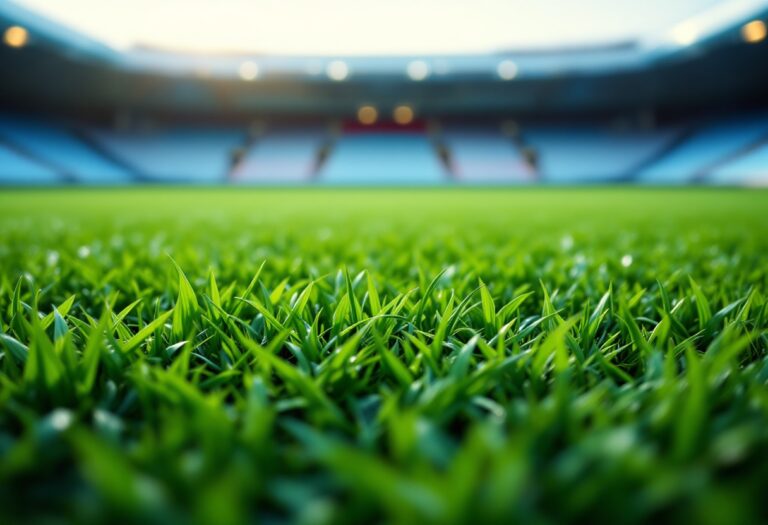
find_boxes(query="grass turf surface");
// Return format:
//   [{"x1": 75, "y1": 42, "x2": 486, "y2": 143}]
[{"x1": 1, "y1": 188, "x2": 768, "y2": 525}]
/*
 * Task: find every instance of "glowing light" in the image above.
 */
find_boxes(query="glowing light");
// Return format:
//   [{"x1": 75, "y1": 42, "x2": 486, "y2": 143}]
[
  {"x1": 4, "y1": 26, "x2": 28, "y2": 48},
  {"x1": 238, "y1": 60, "x2": 259, "y2": 81},
  {"x1": 670, "y1": 21, "x2": 698, "y2": 46},
  {"x1": 357, "y1": 105, "x2": 378, "y2": 125},
  {"x1": 393, "y1": 105, "x2": 414, "y2": 125},
  {"x1": 497, "y1": 60, "x2": 518, "y2": 80},
  {"x1": 326, "y1": 60, "x2": 349, "y2": 81},
  {"x1": 406, "y1": 60, "x2": 429, "y2": 81},
  {"x1": 742, "y1": 20, "x2": 767, "y2": 44}
]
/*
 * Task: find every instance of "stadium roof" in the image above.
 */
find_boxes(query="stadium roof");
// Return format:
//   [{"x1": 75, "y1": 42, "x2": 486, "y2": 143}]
[
  {"x1": 2, "y1": 0, "x2": 767, "y2": 116},
  {"x1": 1, "y1": 0, "x2": 767, "y2": 80},
  {"x1": 10, "y1": 0, "x2": 768, "y2": 56}
]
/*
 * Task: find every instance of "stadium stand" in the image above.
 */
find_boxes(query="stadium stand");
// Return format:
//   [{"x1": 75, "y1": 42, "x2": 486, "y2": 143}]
[
  {"x1": 0, "y1": 115, "x2": 132, "y2": 183},
  {"x1": 87, "y1": 127, "x2": 246, "y2": 183},
  {"x1": 0, "y1": 142, "x2": 61, "y2": 184},
  {"x1": 440, "y1": 126, "x2": 535, "y2": 183},
  {"x1": 522, "y1": 125, "x2": 680, "y2": 182},
  {"x1": 320, "y1": 132, "x2": 447, "y2": 184},
  {"x1": 1, "y1": 1, "x2": 768, "y2": 186},
  {"x1": 231, "y1": 127, "x2": 327, "y2": 184},
  {"x1": 1, "y1": 116, "x2": 767, "y2": 185},
  {"x1": 637, "y1": 114, "x2": 768, "y2": 183}
]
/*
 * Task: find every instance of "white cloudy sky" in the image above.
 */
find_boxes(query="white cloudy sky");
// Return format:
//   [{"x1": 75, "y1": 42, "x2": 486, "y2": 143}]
[{"x1": 15, "y1": 0, "x2": 738, "y2": 54}]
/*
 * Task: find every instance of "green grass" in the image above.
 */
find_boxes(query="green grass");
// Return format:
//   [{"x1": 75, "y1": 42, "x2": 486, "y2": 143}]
[{"x1": 1, "y1": 188, "x2": 768, "y2": 525}]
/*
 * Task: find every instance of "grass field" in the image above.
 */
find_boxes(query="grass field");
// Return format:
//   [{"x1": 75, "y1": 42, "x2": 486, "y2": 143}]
[{"x1": 1, "y1": 188, "x2": 768, "y2": 525}]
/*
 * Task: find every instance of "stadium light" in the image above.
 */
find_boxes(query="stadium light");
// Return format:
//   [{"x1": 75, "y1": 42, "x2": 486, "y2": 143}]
[
  {"x1": 670, "y1": 21, "x2": 698, "y2": 46},
  {"x1": 406, "y1": 60, "x2": 430, "y2": 81},
  {"x1": 357, "y1": 105, "x2": 378, "y2": 125},
  {"x1": 238, "y1": 61, "x2": 259, "y2": 81},
  {"x1": 742, "y1": 20, "x2": 767, "y2": 44},
  {"x1": 496, "y1": 60, "x2": 518, "y2": 80},
  {"x1": 3, "y1": 26, "x2": 28, "y2": 48},
  {"x1": 326, "y1": 60, "x2": 349, "y2": 81},
  {"x1": 393, "y1": 105, "x2": 414, "y2": 125}
]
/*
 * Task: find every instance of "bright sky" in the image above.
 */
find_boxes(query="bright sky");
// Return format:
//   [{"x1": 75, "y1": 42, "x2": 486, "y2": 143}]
[{"x1": 17, "y1": 0, "x2": 728, "y2": 55}]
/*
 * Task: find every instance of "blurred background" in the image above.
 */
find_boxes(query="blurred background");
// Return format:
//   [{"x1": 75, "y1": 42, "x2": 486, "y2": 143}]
[{"x1": 1, "y1": 0, "x2": 768, "y2": 185}]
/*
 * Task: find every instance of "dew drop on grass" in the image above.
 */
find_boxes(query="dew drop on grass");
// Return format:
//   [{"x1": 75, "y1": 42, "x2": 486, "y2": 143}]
[
  {"x1": 77, "y1": 245, "x2": 91, "y2": 258},
  {"x1": 621, "y1": 254, "x2": 633, "y2": 267},
  {"x1": 561, "y1": 235, "x2": 574, "y2": 250},
  {"x1": 49, "y1": 409, "x2": 73, "y2": 431},
  {"x1": 46, "y1": 250, "x2": 59, "y2": 266}
]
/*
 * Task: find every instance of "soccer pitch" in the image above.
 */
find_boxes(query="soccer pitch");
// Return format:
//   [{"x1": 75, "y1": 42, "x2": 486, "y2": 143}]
[{"x1": 1, "y1": 188, "x2": 767, "y2": 524}]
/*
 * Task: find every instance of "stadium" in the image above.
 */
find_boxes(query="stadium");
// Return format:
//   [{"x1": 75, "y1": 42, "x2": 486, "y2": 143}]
[
  {"x1": 1, "y1": 0, "x2": 768, "y2": 524},
  {"x1": 2, "y1": 1, "x2": 768, "y2": 184}
]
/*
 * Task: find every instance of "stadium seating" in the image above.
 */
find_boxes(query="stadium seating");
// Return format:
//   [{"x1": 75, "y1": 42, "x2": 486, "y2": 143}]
[
  {"x1": 232, "y1": 128, "x2": 326, "y2": 184},
  {"x1": 523, "y1": 125, "x2": 679, "y2": 182},
  {"x1": 0, "y1": 143, "x2": 61, "y2": 184},
  {"x1": 2, "y1": 113, "x2": 768, "y2": 186},
  {"x1": 441, "y1": 127, "x2": 534, "y2": 183},
  {"x1": 3, "y1": 0, "x2": 768, "y2": 187},
  {"x1": 88, "y1": 127, "x2": 246, "y2": 183},
  {"x1": 0, "y1": 115, "x2": 132, "y2": 184},
  {"x1": 320, "y1": 133, "x2": 447, "y2": 184},
  {"x1": 637, "y1": 115, "x2": 768, "y2": 184}
]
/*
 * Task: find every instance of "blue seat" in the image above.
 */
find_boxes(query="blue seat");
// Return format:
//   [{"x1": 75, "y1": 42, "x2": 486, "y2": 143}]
[
  {"x1": 708, "y1": 143, "x2": 768, "y2": 185},
  {"x1": 638, "y1": 115, "x2": 768, "y2": 183},
  {"x1": 442, "y1": 128, "x2": 533, "y2": 183},
  {"x1": 524, "y1": 126, "x2": 678, "y2": 183},
  {"x1": 90, "y1": 127, "x2": 246, "y2": 183},
  {"x1": 0, "y1": 115, "x2": 132, "y2": 184},
  {"x1": 321, "y1": 133, "x2": 447, "y2": 185},
  {"x1": 0, "y1": 144, "x2": 61, "y2": 184},
  {"x1": 233, "y1": 129, "x2": 325, "y2": 184}
]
